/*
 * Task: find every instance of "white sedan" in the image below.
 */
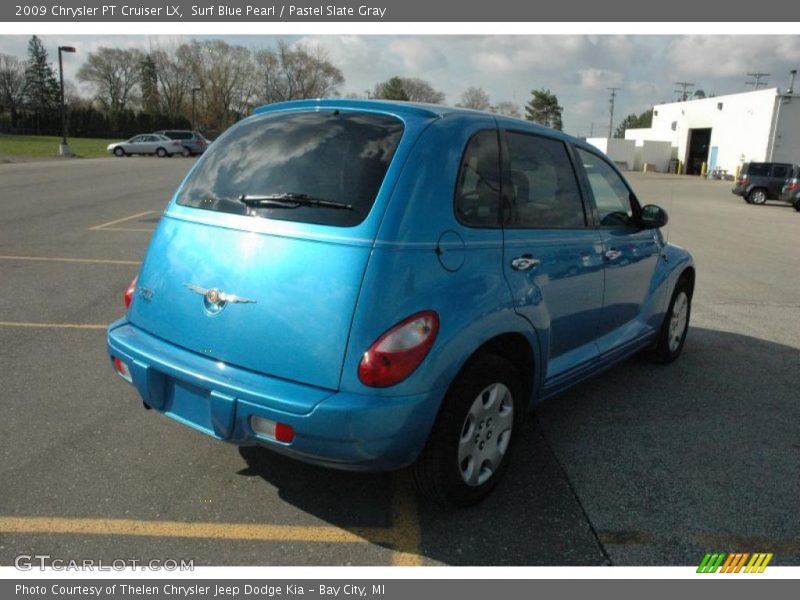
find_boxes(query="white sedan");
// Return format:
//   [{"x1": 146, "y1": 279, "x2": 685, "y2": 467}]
[{"x1": 107, "y1": 134, "x2": 185, "y2": 158}]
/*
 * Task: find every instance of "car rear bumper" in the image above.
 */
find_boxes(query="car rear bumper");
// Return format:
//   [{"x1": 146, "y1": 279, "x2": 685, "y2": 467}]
[{"x1": 106, "y1": 319, "x2": 443, "y2": 471}]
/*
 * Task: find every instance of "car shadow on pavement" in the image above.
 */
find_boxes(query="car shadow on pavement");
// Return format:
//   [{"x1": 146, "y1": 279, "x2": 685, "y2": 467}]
[{"x1": 237, "y1": 326, "x2": 800, "y2": 566}]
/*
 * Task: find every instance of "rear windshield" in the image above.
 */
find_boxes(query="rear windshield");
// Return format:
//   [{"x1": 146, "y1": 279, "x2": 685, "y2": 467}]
[{"x1": 177, "y1": 110, "x2": 404, "y2": 227}]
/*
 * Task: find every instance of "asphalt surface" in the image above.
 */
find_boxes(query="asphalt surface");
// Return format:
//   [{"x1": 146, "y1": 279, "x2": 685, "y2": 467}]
[{"x1": 0, "y1": 158, "x2": 797, "y2": 567}]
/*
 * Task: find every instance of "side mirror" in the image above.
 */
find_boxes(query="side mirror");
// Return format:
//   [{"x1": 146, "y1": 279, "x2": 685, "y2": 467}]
[{"x1": 640, "y1": 204, "x2": 668, "y2": 229}]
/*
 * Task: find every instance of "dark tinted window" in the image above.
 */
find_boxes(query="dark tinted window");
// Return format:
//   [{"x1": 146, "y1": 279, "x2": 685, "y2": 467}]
[
  {"x1": 747, "y1": 163, "x2": 769, "y2": 177},
  {"x1": 577, "y1": 148, "x2": 635, "y2": 228},
  {"x1": 505, "y1": 132, "x2": 586, "y2": 228},
  {"x1": 177, "y1": 111, "x2": 404, "y2": 227},
  {"x1": 454, "y1": 130, "x2": 501, "y2": 227},
  {"x1": 167, "y1": 131, "x2": 194, "y2": 140},
  {"x1": 771, "y1": 165, "x2": 790, "y2": 178}
]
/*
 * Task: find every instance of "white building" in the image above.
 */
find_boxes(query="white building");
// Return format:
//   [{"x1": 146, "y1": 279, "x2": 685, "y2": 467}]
[{"x1": 624, "y1": 86, "x2": 800, "y2": 176}]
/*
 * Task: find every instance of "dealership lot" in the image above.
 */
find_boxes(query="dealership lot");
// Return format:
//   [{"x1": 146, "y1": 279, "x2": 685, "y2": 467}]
[{"x1": 0, "y1": 158, "x2": 797, "y2": 566}]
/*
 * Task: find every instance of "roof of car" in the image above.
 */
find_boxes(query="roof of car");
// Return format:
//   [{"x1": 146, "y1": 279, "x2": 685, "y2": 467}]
[{"x1": 252, "y1": 98, "x2": 582, "y2": 145}]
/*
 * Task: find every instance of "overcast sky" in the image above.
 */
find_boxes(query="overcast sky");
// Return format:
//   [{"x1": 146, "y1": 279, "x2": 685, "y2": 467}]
[{"x1": 1, "y1": 34, "x2": 799, "y2": 136}]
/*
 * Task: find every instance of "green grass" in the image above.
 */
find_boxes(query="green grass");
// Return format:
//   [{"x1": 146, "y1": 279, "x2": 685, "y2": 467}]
[{"x1": 0, "y1": 133, "x2": 113, "y2": 159}]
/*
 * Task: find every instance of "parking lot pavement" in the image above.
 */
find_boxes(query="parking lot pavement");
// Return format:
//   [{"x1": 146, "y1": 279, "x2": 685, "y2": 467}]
[{"x1": 0, "y1": 161, "x2": 797, "y2": 566}]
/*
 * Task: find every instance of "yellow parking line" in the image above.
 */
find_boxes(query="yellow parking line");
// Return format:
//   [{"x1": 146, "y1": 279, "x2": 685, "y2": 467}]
[
  {"x1": 0, "y1": 516, "x2": 390, "y2": 544},
  {"x1": 0, "y1": 255, "x2": 140, "y2": 265},
  {"x1": 89, "y1": 211, "x2": 158, "y2": 231},
  {"x1": 390, "y1": 474, "x2": 424, "y2": 566},
  {"x1": 0, "y1": 321, "x2": 106, "y2": 330}
]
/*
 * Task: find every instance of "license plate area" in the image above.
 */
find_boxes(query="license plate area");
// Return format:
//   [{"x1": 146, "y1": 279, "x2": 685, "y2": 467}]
[{"x1": 164, "y1": 379, "x2": 236, "y2": 440}]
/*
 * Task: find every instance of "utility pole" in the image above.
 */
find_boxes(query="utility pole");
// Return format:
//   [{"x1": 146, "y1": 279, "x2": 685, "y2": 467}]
[
  {"x1": 745, "y1": 72, "x2": 770, "y2": 90},
  {"x1": 674, "y1": 81, "x2": 695, "y2": 101},
  {"x1": 607, "y1": 87, "x2": 620, "y2": 138},
  {"x1": 58, "y1": 46, "x2": 76, "y2": 156},
  {"x1": 589, "y1": 121, "x2": 594, "y2": 137}
]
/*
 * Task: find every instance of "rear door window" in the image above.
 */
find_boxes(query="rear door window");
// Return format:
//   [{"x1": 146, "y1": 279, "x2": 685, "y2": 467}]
[
  {"x1": 747, "y1": 164, "x2": 769, "y2": 177},
  {"x1": 771, "y1": 164, "x2": 790, "y2": 179},
  {"x1": 177, "y1": 110, "x2": 404, "y2": 227},
  {"x1": 504, "y1": 131, "x2": 587, "y2": 229}
]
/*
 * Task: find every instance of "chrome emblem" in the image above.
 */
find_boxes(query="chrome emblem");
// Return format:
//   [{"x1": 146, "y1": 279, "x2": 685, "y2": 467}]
[{"x1": 184, "y1": 283, "x2": 256, "y2": 316}]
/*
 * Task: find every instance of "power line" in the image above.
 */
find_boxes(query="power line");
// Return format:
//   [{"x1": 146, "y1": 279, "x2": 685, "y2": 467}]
[
  {"x1": 674, "y1": 81, "x2": 695, "y2": 101},
  {"x1": 607, "y1": 87, "x2": 620, "y2": 138},
  {"x1": 745, "y1": 72, "x2": 771, "y2": 89}
]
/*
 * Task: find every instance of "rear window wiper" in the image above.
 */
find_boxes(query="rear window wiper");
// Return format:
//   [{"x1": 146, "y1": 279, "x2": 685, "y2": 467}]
[{"x1": 238, "y1": 193, "x2": 353, "y2": 210}]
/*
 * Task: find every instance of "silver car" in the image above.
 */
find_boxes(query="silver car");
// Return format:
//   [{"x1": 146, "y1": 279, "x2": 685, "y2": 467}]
[{"x1": 107, "y1": 134, "x2": 184, "y2": 158}]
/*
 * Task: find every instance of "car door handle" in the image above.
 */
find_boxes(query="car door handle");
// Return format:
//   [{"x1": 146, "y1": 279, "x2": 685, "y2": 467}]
[
  {"x1": 511, "y1": 256, "x2": 541, "y2": 271},
  {"x1": 604, "y1": 249, "x2": 623, "y2": 261}
]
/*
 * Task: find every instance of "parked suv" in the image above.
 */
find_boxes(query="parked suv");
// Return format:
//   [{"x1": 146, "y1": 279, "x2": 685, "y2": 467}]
[
  {"x1": 108, "y1": 100, "x2": 695, "y2": 506},
  {"x1": 153, "y1": 130, "x2": 209, "y2": 156},
  {"x1": 732, "y1": 162, "x2": 794, "y2": 204},
  {"x1": 779, "y1": 165, "x2": 800, "y2": 211}
]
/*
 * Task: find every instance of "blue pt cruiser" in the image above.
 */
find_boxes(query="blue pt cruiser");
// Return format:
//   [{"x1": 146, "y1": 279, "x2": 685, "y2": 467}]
[{"x1": 107, "y1": 100, "x2": 695, "y2": 505}]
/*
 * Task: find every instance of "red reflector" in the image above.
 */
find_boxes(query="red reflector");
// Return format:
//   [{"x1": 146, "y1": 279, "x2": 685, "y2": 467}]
[
  {"x1": 275, "y1": 423, "x2": 295, "y2": 443},
  {"x1": 124, "y1": 275, "x2": 138, "y2": 310},
  {"x1": 112, "y1": 356, "x2": 132, "y2": 382},
  {"x1": 358, "y1": 311, "x2": 439, "y2": 388}
]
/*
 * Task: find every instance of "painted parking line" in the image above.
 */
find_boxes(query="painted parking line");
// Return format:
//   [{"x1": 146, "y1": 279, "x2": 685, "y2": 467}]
[
  {"x1": 89, "y1": 210, "x2": 159, "y2": 232},
  {"x1": 390, "y1": 474, "x2": 424, "y2": 566},
  {"x1": 0, "y1": 255, "x2": 140, "y2": 266},
  {"x1": 0, "y1": 516, "x2": 387, "y2": 544},
  {"x1": 0, "y1": 321, "x2": 106, "y2": 330},
  {"x1": 0, "y1": 475, "x2": 424, "y2": 564}
]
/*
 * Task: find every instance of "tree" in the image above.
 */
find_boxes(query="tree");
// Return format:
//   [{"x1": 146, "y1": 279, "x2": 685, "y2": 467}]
[
  {"x1": 151, "y1": 46, "x2": 193, "y2": 120},
  {"x1": 23, "y1": 36, "x2": 60, "y2": 122},
  {"x1": 373, "y1": 77, "x2": 408, "y2": 101},
  {"x1": 613, "y1": 108, "x2": 653, "y2": 138},
  {"x1": 181, "y1": 40, "x2": 254, "y2": 132},
  {"x1": 399, "y1": 78, "x2": 445, "y2": 103},
  {"x1": 139, "y1": 53, "x2": 160, "y2": 114},
  {"x1": 0, "y1": 53, "x2": 26, "y2": 127},
  {"x1": 254, "y1": 41, "x2": 344, "y2": 105},
  {"x1": 373, "y1": 77, "x2": 445, "y2": 104},
  {"x1": 525, "y1": 88, "x2": 563, "y2": 130},
  {"x1": 77, "y1": 47, "x2": 143, "y2": 115},
  {"x1": 458, "y1": 87, "x2": 490, "y2": 110},
  {"x1": 489, "y1": 101, "x2": 522, "y2": 119}
]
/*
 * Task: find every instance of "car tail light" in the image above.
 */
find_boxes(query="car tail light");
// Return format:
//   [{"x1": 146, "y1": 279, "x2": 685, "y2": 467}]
[
  {"x1": 786, "y1": 178, "x2": 800, "y2": 193},
  {"x1": 124, "y1": 275, "x2": 137, "y2": 310},
  {"x1": 358, "y1": 311, "x2": 439, "y2": 387}
]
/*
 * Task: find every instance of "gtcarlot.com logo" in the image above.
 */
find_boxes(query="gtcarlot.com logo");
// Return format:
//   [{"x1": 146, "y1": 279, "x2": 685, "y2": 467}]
[{"x1": 697, "y1": 552, "x2": 773, "y2": 573}]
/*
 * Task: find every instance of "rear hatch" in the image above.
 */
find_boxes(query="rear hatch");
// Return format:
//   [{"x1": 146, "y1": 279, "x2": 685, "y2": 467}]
[{"x1": 128, "y1": 108, "x2": 407, "y2": 390}]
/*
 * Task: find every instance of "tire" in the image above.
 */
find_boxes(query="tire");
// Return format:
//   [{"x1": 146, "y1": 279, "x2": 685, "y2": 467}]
[
  {"x1": 156, "y1": 147, "x2": 168, "y2": 158},
  {"x1": 794, "y1": 199, "x2": 800, "y2": 212},
  {"x1": 648, "y1": 277, "x2": 692, "y2": 364},
  {"x1": 412, "y1": 354, "x2": 524, "y2": 506},
  {"x1": 113, "y1": 147, "x2": 125, "y2": 157},
  {"x1": 748, "y1": 188, "x2": 767, "y2": 205},
  {"x1": 181, "y1": 147, "x2": 191, "y2": 157}
]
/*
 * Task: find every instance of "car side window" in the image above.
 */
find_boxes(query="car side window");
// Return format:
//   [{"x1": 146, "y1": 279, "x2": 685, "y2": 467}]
[
  {"x1": 577, "y1": 148, "x2": 636, "y2": 228},
  {"x1": 505, "y1": 131, "x2": 586, "y2": 228},
  {"x1": 772, "y1": 165, "x2": 789, "y2": 178},
  {"x1": 455, "y1": 130, "x2": 501, "y2": 228}
]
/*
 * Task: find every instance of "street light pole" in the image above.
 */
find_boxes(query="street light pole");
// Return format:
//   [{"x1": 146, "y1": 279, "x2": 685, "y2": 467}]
[
  {"x1": 58, "y1": 46, "x2": 76, "y2": 156},
  {"x1": 191, "y1": 87, "x2": 201, "y2": 131}
]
